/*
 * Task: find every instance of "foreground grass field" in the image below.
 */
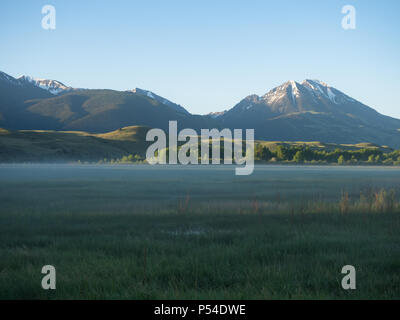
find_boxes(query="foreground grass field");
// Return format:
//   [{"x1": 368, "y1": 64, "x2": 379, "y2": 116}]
[
  {"x1": 1, "y1": 211, "x2": 399, "y2": 299},
  {"x1": 0, "y1": 165, "x2": 399, "y2": 299}
]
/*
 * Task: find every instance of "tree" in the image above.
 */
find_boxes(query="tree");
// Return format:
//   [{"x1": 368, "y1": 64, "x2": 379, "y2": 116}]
[
  {"x1": 261, "y1": 147, "x2": 274, "y2": 161},
  {"x1": 338, "y1": 155, "x2": 345, "y2": 165},
  {"x1": 293, "y1": 150, "x2": 305, "y2": 163},
  {"x1": 276, "y1": 146, "x2": 290, "y2": 160}
]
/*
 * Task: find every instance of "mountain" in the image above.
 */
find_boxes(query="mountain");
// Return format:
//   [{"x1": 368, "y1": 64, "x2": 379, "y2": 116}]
[
  {"x1": 0, "y1": 71, "x2": 217, "y2": 132},
  {"x1": 0, "y1": 71, "x2": 54, "y2": 129},
  {"x1": 219, "y1": 80, "x2": 400, "y2": 148},
  {"x1": 1, "y1": 70, "x2": 400, "y2": 148},
  {"x1": 0, "y1": 71, "x2": 53, "y2": 102},
  {"x1": 17, "y1": 75, "x2": 74, "y2": 95}
]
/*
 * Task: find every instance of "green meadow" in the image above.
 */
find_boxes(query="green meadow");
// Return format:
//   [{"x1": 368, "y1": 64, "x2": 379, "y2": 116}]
[{"x1": 0, "y1": 164, "x2": 399, "y2": 299}]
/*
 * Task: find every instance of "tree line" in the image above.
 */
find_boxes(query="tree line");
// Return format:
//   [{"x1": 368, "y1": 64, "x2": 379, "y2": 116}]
[
  {"x1": 254, "y1": 144, "x2": 400, "y2": 165},
  {"x1": 94, "y1": 144, "x2": 400, "y2": 165}
]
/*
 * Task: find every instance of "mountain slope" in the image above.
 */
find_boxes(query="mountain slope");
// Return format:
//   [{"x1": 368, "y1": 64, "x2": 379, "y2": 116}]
[
  {"x1": 0, "y1": 71, "x2": 54, "y2": 129},
  {"x1": 130, "y1": 88, "x2": 189, "y2": 114},
  {"x1": 23, "y1": 89, "x2": 217, "y2": 132},
  {"x1": 220, "y1": 80, "x2": 400, "y2": 148}
]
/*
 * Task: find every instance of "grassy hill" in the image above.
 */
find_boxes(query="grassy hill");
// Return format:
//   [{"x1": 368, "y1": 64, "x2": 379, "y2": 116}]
[
  {"x1": 0, "y1": 126, "x2": 152, "y2": 162},
  {"x1": 0, "y1": 126, "x2": 396, "y2": 163}
]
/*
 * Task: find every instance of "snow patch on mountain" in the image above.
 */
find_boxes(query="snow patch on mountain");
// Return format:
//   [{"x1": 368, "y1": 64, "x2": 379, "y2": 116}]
[
  {"x1": 262, "y1": 80, "x2": 301, "y2": 105},
  {"x1": 288, "y1": 80, "x2": 299, "y2": 104},
  {"x1": 146, "y1": 91, "x2": 155, "y2": 99},
  {"x1": 301, "y1": 79, "x2": 341, "y2": 104},
  {"x1": 326, "y1": 87, "x2": 337, "y2": 104},
  {"x1": 131, "y1": 88, "x2": 189, "y2": 114},
  {"x1": 207, "y1": 111, "x2": 226, "y2": 118}
]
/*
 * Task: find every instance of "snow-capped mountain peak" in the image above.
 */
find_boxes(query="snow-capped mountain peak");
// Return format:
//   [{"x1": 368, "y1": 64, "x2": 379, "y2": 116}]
[
  {"x1": 17, "y1": 76, "x2": 72, "y2": 95},
  {"x1": 259, "y1": 79, "x2": 356, "y2": 107},
  {"x1": 262, "y1": 80, "x2": 301, "y2": 106},
  {"x1": 240, "y1": 79, "x2": 363, "y2": 115}
]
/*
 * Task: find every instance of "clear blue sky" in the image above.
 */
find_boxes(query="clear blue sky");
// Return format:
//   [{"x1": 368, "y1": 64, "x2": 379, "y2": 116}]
[{"x1": 1, "y1": 0, "x2": 399, "y2": 117}]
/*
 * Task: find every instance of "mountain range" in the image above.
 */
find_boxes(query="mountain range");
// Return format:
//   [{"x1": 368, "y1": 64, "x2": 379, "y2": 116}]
[{"x1": 1, "y1": 71, "x2": 399, "y2": 148}]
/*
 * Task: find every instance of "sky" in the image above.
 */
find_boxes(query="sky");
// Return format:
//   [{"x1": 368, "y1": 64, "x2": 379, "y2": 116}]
[{"x1": 1, "y1": 0, "x2": 399, "y2": 117}]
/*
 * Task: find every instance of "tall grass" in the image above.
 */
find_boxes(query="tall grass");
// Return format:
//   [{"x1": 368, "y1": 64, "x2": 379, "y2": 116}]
[
  {"x1": 169, "y1": 188, "x2": 399, "y2": 216},
  {"x1": 351, "y1": 188, "x2": 398, "y2": 213}
]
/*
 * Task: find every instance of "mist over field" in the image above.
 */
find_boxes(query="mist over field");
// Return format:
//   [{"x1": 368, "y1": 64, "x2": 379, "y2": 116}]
[{"x1": 1, "y1": 164, "x2": 400, "y2": 211}]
